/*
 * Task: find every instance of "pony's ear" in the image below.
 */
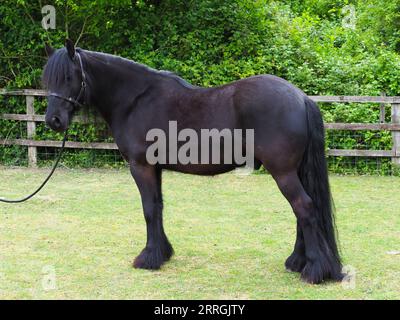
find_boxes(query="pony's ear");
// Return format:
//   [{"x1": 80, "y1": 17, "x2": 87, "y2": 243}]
[
  {"x1": 65, "y1": 38, "x2": 75, "y2": 60},
  {"x1": 44, "y1": 43, "x2": 55, "y2": 58}
]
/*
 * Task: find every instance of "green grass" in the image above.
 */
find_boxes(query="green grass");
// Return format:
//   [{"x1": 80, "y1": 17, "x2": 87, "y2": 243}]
[{"x1": 0, "y1": 168, "x2": 399, "y2": 299}]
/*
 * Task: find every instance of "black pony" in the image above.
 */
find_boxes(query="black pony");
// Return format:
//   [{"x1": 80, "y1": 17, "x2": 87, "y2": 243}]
[{"x1": 42, "y1": 40, "x2": 343, "y2": 284}]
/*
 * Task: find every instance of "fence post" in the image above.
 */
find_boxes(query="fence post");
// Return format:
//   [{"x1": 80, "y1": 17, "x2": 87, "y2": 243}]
[
  {"x1": 379, "y1": 92, "x2": 386, "y2": 123},
  {"x1": 26, "y1": 95, "x2": 37, "y2": 167},
  {"x1": 391, "y1": 103, "x2": 400, "y2": 169}
]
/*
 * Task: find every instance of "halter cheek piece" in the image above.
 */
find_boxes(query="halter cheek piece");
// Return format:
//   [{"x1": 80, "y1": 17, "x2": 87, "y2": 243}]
[{"x1": 48, "y1": 51, "x2": 86, "y2": 109}]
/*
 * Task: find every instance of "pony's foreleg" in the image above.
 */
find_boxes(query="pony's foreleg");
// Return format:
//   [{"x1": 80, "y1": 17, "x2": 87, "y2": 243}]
[{"x1": 129, "y1": 163, "x2": 173, "y2": 269}]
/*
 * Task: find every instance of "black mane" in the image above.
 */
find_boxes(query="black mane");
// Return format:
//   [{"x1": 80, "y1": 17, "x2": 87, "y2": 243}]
[
  {"x1": 43, "y1": 48, "x2": 197, "y2": 90},
  {"x1": 87, "y1": 50, "x2": 197, "y2": 89}
]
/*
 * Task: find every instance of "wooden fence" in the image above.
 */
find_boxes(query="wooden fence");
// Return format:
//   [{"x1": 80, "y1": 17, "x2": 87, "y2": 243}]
[{"x1": 1, "y1": 89, "x2": 400, "y2": 168}]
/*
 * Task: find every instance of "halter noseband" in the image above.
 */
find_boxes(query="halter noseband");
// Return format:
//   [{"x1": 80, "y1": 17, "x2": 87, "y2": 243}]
[{"x1": 48, "y1": 51, "x2": 87, "y2": 109}]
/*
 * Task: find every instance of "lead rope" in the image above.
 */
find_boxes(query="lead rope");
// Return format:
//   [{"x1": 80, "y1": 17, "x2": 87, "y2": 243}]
[{"x1": 0, "y1": 131, "x2": 68, "y2": 203}]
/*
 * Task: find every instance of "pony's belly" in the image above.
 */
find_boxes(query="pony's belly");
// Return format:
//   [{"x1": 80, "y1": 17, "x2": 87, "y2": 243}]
[{"x1": 160, "y1": 163, "x2": 240, "y2": 176}]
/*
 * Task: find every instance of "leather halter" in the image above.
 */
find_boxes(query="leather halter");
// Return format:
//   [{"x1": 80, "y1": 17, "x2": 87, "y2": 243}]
[{"x1": 48, "y1": 51, "x2": 86, "y2": 109}]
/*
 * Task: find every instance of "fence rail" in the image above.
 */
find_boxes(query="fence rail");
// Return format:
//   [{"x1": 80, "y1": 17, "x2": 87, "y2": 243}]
[{"x1": 1, "y1": 89, "x2": 400, "y2": 168}]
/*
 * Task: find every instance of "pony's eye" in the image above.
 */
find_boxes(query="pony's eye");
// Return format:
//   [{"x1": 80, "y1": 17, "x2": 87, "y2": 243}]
[{"x1": 66, "y1": 75, "x2": 71, "y2": 82}]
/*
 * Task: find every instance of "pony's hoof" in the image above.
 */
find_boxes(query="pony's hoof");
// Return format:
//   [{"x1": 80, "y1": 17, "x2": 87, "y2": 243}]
[
  {"x1": 301, "y1": 262, "x2": 324, "y2": 284},
  {"x1": 285, "y1": 252, "x2": 306, "y2": 273},
  {"x1": 300, "y1": 260, "x2": 344, "y2": 284},
  {"x1": 133, "y1": 243, "x2": 174, "y2": 270},
  {"x1": 133, "y1": 249, "x2": 163, "y2": 270}
]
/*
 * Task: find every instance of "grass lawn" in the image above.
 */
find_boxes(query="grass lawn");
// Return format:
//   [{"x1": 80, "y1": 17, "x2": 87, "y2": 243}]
[{"x1": 0, "y1": 167, "x2": 399, "y2": 299}]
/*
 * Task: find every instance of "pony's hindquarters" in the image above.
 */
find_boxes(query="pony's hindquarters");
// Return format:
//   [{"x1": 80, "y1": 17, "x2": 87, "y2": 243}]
[
  {"x1": 249, "y1": 84, "x2": 343, "y2": 283},
  {"x1": 273, "y1": 97, "x2": 343, "y2": 283}
]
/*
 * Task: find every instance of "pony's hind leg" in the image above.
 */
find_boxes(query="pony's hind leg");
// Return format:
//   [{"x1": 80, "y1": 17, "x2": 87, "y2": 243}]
[
  {"x1": 129, "y1": 163, "x2": 173, "y2": 269},
  {"x1": 285, "y1": 221, "x2": 306, "y2": 273},
  {"x1": 272, "y1": 171, "x2": 342, "y2": 284}
]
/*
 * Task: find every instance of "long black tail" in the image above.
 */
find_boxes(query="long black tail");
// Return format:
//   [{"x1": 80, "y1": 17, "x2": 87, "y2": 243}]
[{"x1": 298, "y1": 97, "x2": 342, "y2": 279}]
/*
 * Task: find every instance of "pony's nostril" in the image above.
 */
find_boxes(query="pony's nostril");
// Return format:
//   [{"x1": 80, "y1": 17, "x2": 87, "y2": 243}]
[{"x1": 51, "y1": 116, "x2": 61, "y2": 128}]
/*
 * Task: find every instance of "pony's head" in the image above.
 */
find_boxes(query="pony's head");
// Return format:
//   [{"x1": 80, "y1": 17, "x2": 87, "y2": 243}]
[{"x1": 42, "y1": 39, "x2": 85, "y2": 132}]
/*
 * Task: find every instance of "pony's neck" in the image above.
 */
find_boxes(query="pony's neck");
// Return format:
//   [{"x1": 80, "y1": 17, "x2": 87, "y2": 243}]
[{"x1": 81, "y1": 50, "x2": 155, "y2": 125}]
